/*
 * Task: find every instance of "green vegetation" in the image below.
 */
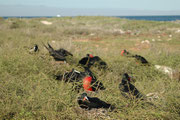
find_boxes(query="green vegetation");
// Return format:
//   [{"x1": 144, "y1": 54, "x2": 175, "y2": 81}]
[{"x1": 0, "y1": 16, "x2": 180, "y2": 119}]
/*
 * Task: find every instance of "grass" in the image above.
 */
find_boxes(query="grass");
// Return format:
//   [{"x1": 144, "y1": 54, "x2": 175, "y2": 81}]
[{"x1": 0, "y1": 16, "x2": 180, "y2": 119}]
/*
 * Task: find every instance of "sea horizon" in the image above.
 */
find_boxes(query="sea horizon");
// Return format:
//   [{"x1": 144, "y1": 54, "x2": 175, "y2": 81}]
[{"x1": 2, "y1": 15, "x2": 180, "y2": 21}]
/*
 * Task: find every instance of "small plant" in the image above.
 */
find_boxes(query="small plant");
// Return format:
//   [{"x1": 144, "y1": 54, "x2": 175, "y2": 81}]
[{"x1": 10, "y1": 22, "x2": 20, "y2": 29}]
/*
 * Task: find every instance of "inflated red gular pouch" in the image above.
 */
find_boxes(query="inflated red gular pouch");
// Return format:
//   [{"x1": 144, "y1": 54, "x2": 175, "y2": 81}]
[
  {"x1": 121, "y1": 50, "x2": 125, "y2": 56},
  {"x1": 83, "y1": 76, "x2": 93, "y2": 91},
  {"x1": 89, "y1": 54, "x2": 94, "y2": 58}
]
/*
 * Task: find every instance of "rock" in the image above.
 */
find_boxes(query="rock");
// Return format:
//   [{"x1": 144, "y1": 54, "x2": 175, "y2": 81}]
[
  {"x1": 155, "y1": 65, "x2": 180, "y2": 80},
  {"x1": 169, "y1": 35, "x2": 172, "y2": 38},
  {"x1": 141, "y1": 40, "x2": 150, "y2": 44},
  {"x1": 175, "y1": 29, "x2": 180, "y2": 33},
  {"x1": 146, "y1": 92, "x2": 159, "y2": 100},
  {"x1": 90, "y1": 33, "x2": 95, "y2": 36},
  {"x1": 113, "y1": 29, "x2": 125, "y2": 34},
  {"x1": 41, "y1": 21, "x2": 52, "y2": 25},
  {"x1": 152, "y1": 39, "x2": 155, "y2": 42}
]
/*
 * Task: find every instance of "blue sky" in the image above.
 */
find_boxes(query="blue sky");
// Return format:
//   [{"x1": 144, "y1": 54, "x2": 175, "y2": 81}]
[{"x1": 0, "y1": 0, "x2": 180, "y2": 16}]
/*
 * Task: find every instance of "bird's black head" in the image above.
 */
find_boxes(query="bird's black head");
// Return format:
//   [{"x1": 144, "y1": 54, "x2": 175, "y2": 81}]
[
  {"x1": 78, "y1": 93, "x2": 89, "y2": 101},
  {"x1": 84, "y1": 67, "x2": 91, "y2": 74},
  {"x1": 34, "y1": 44, "x2": 38, "y2": 52},
  {"x1": 122, "y1": 73, "x2": 131, "y2": 83},
  {"x1": 55, "y1": 75, "x2": 63, "y2": 80},
  {"x1": 87, "y1": 54, "x2": 94, "y2": 58},
  {"x1": 121, "y1": 49, "x2": 129, "y2": 56},
  {"x1": 84, "y1": 67, "x2": 96, "y2": 80}
]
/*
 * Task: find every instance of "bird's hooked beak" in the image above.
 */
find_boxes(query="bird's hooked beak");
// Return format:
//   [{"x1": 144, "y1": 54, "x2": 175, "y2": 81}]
[{"x1": 83, "y1": 96, "x2": 89, "y2": 101}]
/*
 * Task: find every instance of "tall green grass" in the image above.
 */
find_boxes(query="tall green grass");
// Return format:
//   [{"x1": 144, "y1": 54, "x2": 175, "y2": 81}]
[{"x1": 0, "y1": 16, "x2": 180, "y2": 119}]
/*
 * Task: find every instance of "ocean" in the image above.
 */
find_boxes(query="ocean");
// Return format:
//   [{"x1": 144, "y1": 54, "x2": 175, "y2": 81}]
[
  {"x1": 116, "y1": 15, "x2": 180, "y2": 21},
  {"x1": 2, "y1": 15, "x2": 180, "y2": 21}
]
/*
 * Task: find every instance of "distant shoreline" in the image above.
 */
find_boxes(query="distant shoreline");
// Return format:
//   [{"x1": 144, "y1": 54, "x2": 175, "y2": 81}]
[{"x1": 1, "y1": 15, "x2": 180, "y2": 21}]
